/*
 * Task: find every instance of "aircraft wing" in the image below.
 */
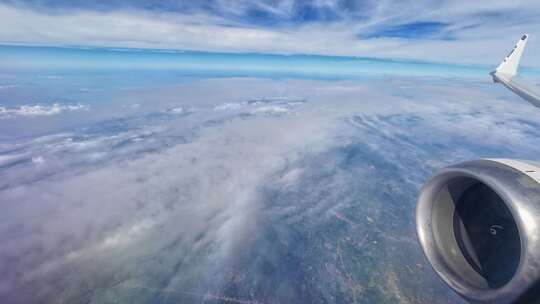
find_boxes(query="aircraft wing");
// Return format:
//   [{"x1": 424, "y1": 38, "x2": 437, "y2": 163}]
[{"x1": 491, "y1": 34, "x2": 540, "y2": 108}]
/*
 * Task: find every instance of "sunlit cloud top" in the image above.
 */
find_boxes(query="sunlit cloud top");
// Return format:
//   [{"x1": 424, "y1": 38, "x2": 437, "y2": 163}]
[{"x1": 1, "y1": 0, "x2": 540, "y2": 66}]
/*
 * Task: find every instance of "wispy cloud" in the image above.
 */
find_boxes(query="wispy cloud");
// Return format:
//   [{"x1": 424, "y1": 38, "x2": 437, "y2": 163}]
[
  {"x1": 362, "y1": 22, "x2": 451, "y2": 39},
  {"x1": 0, "y1": 1, "x2": 539, "y2": 65}
]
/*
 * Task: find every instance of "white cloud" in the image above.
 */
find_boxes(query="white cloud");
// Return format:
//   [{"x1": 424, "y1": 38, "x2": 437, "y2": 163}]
[
  {"x1": 168, "y1": 107, "x2": 184, "y2": 114},
  {"x1": 0, "y1": 103, "x2": 88, "y2": 118},
  {"x1": 251, "y1": 105, "x2": 290, "y2": 114},
  {"x1": 31, "y1": 156, "x2": 44, "y2": 164},
  {"x1": 1, "y1": 2, "x2": 540, "y2": 65}
]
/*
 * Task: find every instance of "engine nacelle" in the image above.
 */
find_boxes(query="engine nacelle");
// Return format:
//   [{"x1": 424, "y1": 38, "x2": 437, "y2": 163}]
[{"x1": 416, "y1": 159, "x2": 540, "y2": 303}]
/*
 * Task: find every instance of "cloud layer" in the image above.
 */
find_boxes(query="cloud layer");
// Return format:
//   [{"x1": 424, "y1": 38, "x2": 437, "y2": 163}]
[
  {"x1": 1, "y1": 1, "x2": 540, "y2": 65},
  {"x1": 2, "y1": 76, "x2": 540, "y2": 303}
]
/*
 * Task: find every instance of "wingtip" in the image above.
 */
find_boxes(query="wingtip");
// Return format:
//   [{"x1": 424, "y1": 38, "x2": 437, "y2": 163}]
[{"x1": 494, "y1": 34, "x2": 529, "y2": 77}]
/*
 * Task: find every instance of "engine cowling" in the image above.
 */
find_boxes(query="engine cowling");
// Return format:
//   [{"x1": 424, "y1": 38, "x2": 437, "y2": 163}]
[{"x1": 416, "y1": 159, "x2": 540, "y2": 303}]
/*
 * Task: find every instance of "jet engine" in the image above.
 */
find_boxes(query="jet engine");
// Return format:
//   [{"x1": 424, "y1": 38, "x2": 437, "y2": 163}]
[{"x1": 416, "y1": 159, "x2": 540, "y2": 303}]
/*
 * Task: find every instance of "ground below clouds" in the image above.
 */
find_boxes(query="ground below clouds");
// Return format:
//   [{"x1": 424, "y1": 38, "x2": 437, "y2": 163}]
[{"x1": 1, "y1": 77, "x2": 540, "y2": 303}]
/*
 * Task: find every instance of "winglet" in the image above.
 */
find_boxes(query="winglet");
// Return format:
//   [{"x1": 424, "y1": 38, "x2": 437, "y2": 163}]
[{"x1": 494, "y1": 34, "x2": 529, "y2": 78}]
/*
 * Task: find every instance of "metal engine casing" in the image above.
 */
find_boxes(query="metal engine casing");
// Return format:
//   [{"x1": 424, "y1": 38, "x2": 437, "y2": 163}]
[{"x1": 416, "y1": 159, "x2": 540, "y2": 303}]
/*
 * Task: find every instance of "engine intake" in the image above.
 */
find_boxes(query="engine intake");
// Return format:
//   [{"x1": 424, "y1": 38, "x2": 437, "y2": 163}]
[{"x1": 416, "y1": 159, "x2": 540, "y2": 303}]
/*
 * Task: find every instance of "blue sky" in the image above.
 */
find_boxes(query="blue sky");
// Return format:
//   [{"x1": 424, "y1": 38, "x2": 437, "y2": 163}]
[
  {"x1": 0, "y1": 44, "x2": 500, "y2": 79},
  {"x1": 0, "y1": 1, "x2": 539, "y2": 66}
]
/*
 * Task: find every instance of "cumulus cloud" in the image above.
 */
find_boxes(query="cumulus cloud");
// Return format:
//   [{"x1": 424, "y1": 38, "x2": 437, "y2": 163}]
[
  {"x1": 0, "y1": 103, "x2": 88, "y2": 118},
  {"x1": 213, "y1": 97, "x2": 306, "y2": 115},
  {"x1": 1, "y1": 1, "x2": 540, "y2": 65}
]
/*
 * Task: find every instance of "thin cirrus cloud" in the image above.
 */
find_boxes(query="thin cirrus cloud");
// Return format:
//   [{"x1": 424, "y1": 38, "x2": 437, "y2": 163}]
[
  {"x1": 361, "y1": 22, "x2": 451, "y2": 40},
  {"x1": 0, "y1": 1, "x2": 539, "y2": 65}
]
